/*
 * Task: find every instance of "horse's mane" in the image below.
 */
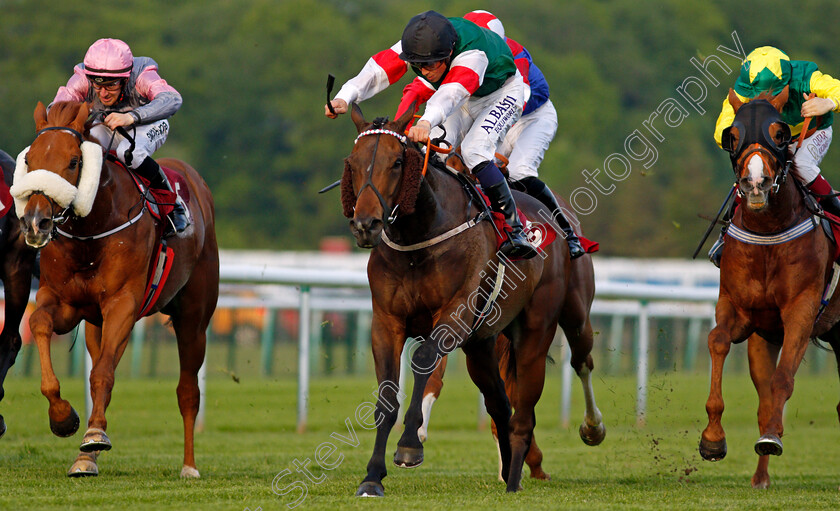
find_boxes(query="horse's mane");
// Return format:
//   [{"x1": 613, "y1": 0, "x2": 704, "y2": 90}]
[
  {"x1": 340, "y1": 126, "x2": 424, "y2": 219},
  {"x1": 46, "y1": 101, "x2": 84, "y2": 127}
]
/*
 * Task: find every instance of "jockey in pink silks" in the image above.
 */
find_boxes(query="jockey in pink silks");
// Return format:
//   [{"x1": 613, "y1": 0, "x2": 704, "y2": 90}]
[{"x1": 53, "y1": 38, "x2": 189, "y2": 235}]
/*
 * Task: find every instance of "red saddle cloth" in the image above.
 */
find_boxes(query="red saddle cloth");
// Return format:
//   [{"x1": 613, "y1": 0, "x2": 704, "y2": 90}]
[
  {"x1": 123, "y1": 163, "x2": 191, "y2": 220},
  {"x1": 0, "y1": 168, "x2": 12, "y2": 219},
  {"x1": 478, "y1": 191, "x2": 599, "y2": 258}
]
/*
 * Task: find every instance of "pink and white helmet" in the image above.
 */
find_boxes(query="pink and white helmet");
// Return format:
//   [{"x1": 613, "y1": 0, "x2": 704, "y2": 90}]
[
  {"x1": 83, "y1": 38, "x2": 133, "y2": 79},
  {"x1": 463, "y1": 10, "x2": 505, "y2": 40}
]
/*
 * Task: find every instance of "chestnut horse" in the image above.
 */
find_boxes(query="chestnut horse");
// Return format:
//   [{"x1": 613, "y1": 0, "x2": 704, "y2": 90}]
[
  {"x1": 0, "y1": 149, "x2": 39, "y2": 439},
  {"x1": 699, "y1": 86, "x2": 840, "y2": 488},
  {"x1": 12, "y1": 101, "x2": 218, "y2": 477},
  {"x1": 341, "y1": 104, "x2": 605, "y2": 496}
]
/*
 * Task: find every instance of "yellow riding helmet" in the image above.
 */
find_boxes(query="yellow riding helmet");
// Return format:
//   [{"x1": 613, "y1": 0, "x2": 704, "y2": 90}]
[{"x1": 734, "y1": 46, "x2": 792, "y2": 97}]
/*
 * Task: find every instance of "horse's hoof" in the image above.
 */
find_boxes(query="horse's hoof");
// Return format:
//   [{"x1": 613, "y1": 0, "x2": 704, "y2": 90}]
[
  {"x1": 699, "y1": 437, "x2": 727, "y2": 461},
  {"x1": 0, "y1": 415, "x2": 6, "y2": 439},
  {"x1": 355, "y1": 481, "x2": 384, "y2": 497},
  {"x1": 67, "y1": 455, "x2": 99, "y2": 477},
  {"x1": 529, "y1": 468, "x2": 550, "y2": 481},
  {"x1": 751, "y1": 476, "x2": 770, "y2": 489},
  {"x1": 393, "y1": 446, "x2": 424, "y2": 468},
  {"x1": 754, "y1": 434, "x2": 783, "y2": 456},
  {"x1": 50, "y1": 407, "x2": 80, "y2": 438},
  {"x1": 79, "y1": 427, "x2": 112, "y2": 452},
  {"x1": 580, "y1": 421, "x2": 606, "y2": 446},
  {"x1": 180, "y1": 465, "x2": 200, "y2": 479}
]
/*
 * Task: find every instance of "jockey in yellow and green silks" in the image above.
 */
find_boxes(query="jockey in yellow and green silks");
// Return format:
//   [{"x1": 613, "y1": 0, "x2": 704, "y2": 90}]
[{"x1": 709, "y1": 46, "x2": 840, "y2": 267}]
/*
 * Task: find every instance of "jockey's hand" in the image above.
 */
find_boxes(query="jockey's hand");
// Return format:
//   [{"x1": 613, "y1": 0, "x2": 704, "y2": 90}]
[
  {"x1": 801, "y1": 93, "x2": 837, "y2": 117},
  {"x1": 325, "y1": 99, "x2": 348, "y2": 118},
  {"x1": 407, "y1": 120, "x2": 431, "y2": 143},
  {"x1": 103, "y1": 112, "x2": 135, "y2": 130}
]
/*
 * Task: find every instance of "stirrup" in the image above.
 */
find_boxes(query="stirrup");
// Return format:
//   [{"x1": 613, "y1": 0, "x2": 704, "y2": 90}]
[
  {"x1": 501, "y1": 229, "x2": 537, "y2": 259},
  {"x1": 567, "y1": 238, "x2": 585, "y2": 259},
  {"x1": 708, "y1": 236, "x2": 724, "y2": 268}
]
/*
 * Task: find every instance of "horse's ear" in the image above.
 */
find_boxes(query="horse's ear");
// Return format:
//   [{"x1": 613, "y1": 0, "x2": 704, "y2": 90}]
[
  {"x1": 71, "y1": 102, "x2": 90, "y2": 132},
  {"x1": 728, "y1": 88, "x2": 743, "y2": 113},
  {"x1": 34, "y1": 101, "x2": 48, "y2": 131},
  {"x1": 394, "y1": 100, "x2": 417, "y2": 134},
  {"x1": 770, "y1": 85, "x2": 790, "y2": 112},
  {"x1": 350, "y1": 103, "x2": 367, "y2": 133}
]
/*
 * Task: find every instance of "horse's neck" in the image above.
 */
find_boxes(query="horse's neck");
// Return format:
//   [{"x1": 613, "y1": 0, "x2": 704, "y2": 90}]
[
  {"x1": 740, "y1": 178, "x2": 808, "y2": 233},
  {"x1": 385, "y1": 166, "x2": 471, "y2": 245}
]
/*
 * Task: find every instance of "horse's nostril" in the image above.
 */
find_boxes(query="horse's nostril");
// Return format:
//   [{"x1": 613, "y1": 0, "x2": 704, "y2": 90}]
[{"x1": 37, "y1": 218, "x2": 52, "y2": 232}]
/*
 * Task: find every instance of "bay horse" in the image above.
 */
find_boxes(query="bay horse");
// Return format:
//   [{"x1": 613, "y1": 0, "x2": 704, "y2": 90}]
[
  {"x1": 341, "y1": 103, "x2": 605, "y2": 496},
  {"x1": 419, "y1": 199, "x2": 601, "y2": 483},
  {"x1": 699, "y1": 86, "x2": 840, "y2": 488},
  {"x1": 12, "y1": 101, "x2": 219, "y2": 477},
  {"x1": 0, "y1": 149, "x2": 39, "y2": 439}
]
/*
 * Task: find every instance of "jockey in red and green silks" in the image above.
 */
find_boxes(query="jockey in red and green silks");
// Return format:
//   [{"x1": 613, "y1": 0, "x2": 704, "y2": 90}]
[{"x1": 708, "y1": 46, "x2": 840, "y2": 267}]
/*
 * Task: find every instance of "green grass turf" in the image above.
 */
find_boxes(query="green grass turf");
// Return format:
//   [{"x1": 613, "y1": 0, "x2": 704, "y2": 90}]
[{"x1": 1, "y1": 368, "x2": 839, "y2": 510}]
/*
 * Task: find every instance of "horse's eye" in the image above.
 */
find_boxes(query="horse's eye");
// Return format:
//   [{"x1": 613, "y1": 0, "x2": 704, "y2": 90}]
[
  {"x1": 393, "y1": 158, "x2": 403, "y2": 169},
  {"x1": 24, "y1": 156, "x2": 29, "y2": 167},
  {"x1": 69, "y1": 157, "x2": 79, "y2": 171}
]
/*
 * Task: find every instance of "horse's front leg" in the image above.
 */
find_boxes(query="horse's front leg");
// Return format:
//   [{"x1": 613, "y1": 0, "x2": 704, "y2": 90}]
[
  {"x1": 356, "y1": 313, "x2": 406, "y2": 497},
  {"x1": 747, "y1": 334, "x2": 780, "y2": 489},
  {"x1": 394, "y1": 317, "x2": 467, "y2": 470},
  {"x1": 700, "y1": 297, "x2": 743, "y2": 461},
  {"x1": 755, "y1": 298, "x2": 817, "y2": 457},
  {"x1": 30, "y1": 291, "x2": 80, "y2": 438},
  {"x1": 79, "y1": 293, "x2": 137, "y2": 455},
  {"x1": 0, "y1": 242, "x2": 36, "y2": 438}
]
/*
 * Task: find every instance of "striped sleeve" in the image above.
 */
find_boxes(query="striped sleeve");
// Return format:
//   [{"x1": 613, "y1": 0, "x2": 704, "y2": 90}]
[
  {"x1": 810, "y1": 70, "x2": 840, "y2": 112},
  {"x1": 335, "y1": 41, "x2": 408, "y2": 105},
  {"x1": 419, "y1": 49, "x2": 487, "y2": 128}
]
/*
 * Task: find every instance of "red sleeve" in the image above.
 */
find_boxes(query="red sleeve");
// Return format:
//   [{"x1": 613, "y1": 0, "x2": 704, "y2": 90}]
[
  {"x1": 372, "y1": 48, "x2": 408, "y2": 85},
  {"x1": 395, "y1": 78, "x2": 435, "y2": 127},
  {"x1": 507, "y1": 39, "x2": 531, "y2": 87}
]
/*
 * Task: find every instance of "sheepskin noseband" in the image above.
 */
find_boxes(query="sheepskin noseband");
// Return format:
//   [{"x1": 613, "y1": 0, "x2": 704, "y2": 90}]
[{"x1": 10, "y1": 141, "x2": 103, "y2": 217}]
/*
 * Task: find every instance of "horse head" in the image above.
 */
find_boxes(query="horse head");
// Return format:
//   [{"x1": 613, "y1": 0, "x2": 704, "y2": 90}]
[
  {"x1": 342, "y1": 103, "x2": 424, "y2": 248},
  {"x1": 12, "y1": 101, "x2": 103, "y2": 248},
  {"x1": 721, "y1": 86, "x2": 792, "y2": 211}
]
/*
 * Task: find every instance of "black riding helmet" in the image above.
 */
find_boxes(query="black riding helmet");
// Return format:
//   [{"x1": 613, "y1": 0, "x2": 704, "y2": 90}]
[{"x1": 399, "y1": 11, "x2": 457, "y2": 64}]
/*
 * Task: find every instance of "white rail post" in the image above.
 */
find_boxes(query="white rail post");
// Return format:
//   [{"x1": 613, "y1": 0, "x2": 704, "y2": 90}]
[
  {"x1": 297, "y1": 285, "x2": 311, "y2": 434},
  {"x1": 636, "y1": 301, "x2": 649, "y2": 426}
]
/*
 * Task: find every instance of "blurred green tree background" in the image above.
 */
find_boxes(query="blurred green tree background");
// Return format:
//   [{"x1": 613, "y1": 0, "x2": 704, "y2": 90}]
[{"x1": 2, "y1": 0, "x2": 838, "y2": 256}]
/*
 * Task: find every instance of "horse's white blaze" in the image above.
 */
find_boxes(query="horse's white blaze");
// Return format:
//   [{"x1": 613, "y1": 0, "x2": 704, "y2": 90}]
[
  {"x1": 748, "y1": 154, "x2": 765, "y2": 187},
  {"x1": 417, "y1": 393, "x2": 436, "y2": 443},
  {"x1": 579, "y1": 366, "x2": 603, "y2": 426}
]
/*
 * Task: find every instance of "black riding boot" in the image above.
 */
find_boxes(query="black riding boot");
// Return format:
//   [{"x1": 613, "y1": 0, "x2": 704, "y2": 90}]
[
  {"x1": 135, "y1": 156, "x2": 190, "y2": 236},
  {"x1": 475, "y1": 162, "x2": 537, "y2": 260},
  {"x1": 517, "y1": 176, "x2": 585, "y2": 259},
  {"x1": 708, "y1": 199, "x2": 737, "y2": 268},
  {"x1": 820, "y1": 194, "x2": 840, "y2": 218}
]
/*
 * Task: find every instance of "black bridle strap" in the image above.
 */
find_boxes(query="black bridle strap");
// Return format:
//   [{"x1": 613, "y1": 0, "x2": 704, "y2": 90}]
[
  {"x1": 35, "y1": 126, "x2": 84, "y2": 142},
  {"x1": 355, "y1": 132, "x2": 402, "y2": 225}
]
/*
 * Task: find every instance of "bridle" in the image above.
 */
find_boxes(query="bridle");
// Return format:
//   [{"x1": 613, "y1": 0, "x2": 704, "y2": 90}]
[
  {"x1": 353, "y1": 118, "x2": 408, "y2": 226},
  {"x1": 722, "y1": 100, "x2": 792, "y2": 197},
  {"x1": 25, "y1": 125, "x2": 146, "y2": 241},
  {"x1": 27, "y1": 126, "x2": 87, "y2": 226}
]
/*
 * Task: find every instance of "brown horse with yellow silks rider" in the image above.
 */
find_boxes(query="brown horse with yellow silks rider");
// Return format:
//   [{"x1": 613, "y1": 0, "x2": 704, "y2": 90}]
[
  {"x1": 11, "y1": 101, "x2": 218, "y2": 477},
  {"x1": 700, "y1": 86, "x2": 840, "y2": 488}
]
